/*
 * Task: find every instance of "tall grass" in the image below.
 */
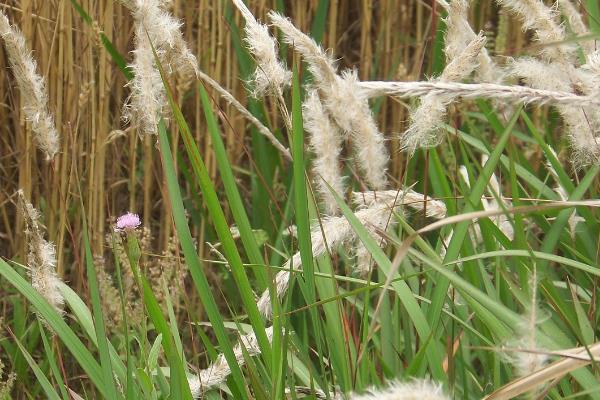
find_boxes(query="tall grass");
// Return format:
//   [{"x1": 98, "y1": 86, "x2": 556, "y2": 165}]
[{"x1": 0, "y1": 0, "x2": 599, "y2": 399}]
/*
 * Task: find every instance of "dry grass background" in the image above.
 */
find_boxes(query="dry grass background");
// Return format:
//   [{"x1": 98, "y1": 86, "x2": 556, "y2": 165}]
[
  {"x1": 0, "y1": 0, "x2": 536, "y2": 280},
  {"x1": 1, "y1": 1, "x2": 600, "y2": 399}
]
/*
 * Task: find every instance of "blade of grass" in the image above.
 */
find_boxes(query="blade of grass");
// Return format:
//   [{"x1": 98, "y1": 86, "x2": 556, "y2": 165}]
[
  {"x1": 81, "y1": 214, "x2": 121, "y2": 400},
  {"x1": 325, "y1": 182, "x2": 445, "y2": 380},
  {"x1": 157, "y1": 121, "x2": 249, "y2": 399},
  {"x1": 0, "y1": 260, "x2": 107, "y2": 397},
  {"x1": 198, "y1": 84, "x2": 267, "y2": 288},
  {"x1": 10, "y1": 329, "x2": 61, "y2": 400}
]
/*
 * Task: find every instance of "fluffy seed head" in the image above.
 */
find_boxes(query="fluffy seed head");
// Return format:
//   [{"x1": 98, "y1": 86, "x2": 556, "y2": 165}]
[
  {"x1": 444, "y1": 0, "x2": 499, "y2": 83},
  {"x1": 232, "y1": 0, "x2": 291, "y2": 96},
  {"x1": 402, "y1": 33, "x2": 486, "y2": 154},
  {"x1": 270, "y1": 12, "x2": 389, "y2": 189},
  {"x1": 496, "y1": 0, "x2": 575, "y2": 61},
  {"x1": 304, "y1": 89, "x2": 346, "y2": 215},
  {"x1": 558, "y1": 0, "x2": 594, "y2": 55},
  {"x1": 269, "y1": 11, "x2": 338, "y2": 86},
  {"x1": 505, "y1": 267, "x2": 548, "y2": 380},
  {"x1": 123, "y1": 0, "x2": 198, "y2": 134},
  {"x1": 17, "y1": 190, "x2": 64, "y2": 318},
  {"x1": 189, "y1": 327, "x2": 275, "y2": 397},
  {"x1": 511, "y1": 58, "x2": 600, "y2": 167},
  {"x1": 353, "y1": 190, "x2": 447, "y2": 219},
  {"x1": 258, "y1": 198, "x2": 406, "y2": 319},
  {"x1": 347, "y1": 379, "x2": 450, "y2": 400},
  {"x1": 0, "y1": 10, "x2": 59, "y2": 160}
]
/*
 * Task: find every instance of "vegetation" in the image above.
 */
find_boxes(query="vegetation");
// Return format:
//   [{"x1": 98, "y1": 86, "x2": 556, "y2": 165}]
[{"x1": 0, "y1": 0, "x2": 599, "y2": 399}]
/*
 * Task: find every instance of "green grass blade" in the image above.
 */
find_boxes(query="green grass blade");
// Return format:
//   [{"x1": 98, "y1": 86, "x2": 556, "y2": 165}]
[
  {"x1": 0, "y1": 260, "x2": 107, "y2": 397},
  {"x1": 157, "y1": 121, "x2": 249, "y2": 399},
  {"x1": 325, "y1": 182, "x2": 445, "y2": 380},
  {"x1": 38, "y1": 321, "x2": 70, "y2": 400},
  {"x1": 291, "y1": 64, "x2": 316, "y2": 307},
  {"x1": 198, "y1": 83, "x2": 267, "y2": 287},
  {"x1": 12, "y1": 332, "x2": 61, "y2": 400},
  {"x1": 81, "y1": 217, "x2": 121, "y2": 400}
]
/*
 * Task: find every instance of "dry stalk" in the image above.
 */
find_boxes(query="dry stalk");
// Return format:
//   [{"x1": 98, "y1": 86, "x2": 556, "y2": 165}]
[
  {"x1": 197, "y1": 69, "x2": 291, "y2": 160},
  {"x1": 357, "y1": 80, "x2": 600, "y2": 107}
]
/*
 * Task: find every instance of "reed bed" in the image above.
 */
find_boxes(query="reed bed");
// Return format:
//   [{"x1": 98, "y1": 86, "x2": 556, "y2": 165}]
[{"x1": 0, "y1": 0, "x2": 599, "y2": 399}]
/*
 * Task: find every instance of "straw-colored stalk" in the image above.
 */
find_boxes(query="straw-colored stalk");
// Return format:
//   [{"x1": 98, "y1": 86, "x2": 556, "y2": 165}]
[
  {"x1": 0, "y1": 11, "x2": 59, "y2": 160},
  {"x1": 270, "y1": 12, "x2": 389, "y2": 190},
  {"x1": 401, "y1": 33, "x2": 486, "y2": 154},
  {"x1": 17, "y1": 190, "x2": 64, "y2": 317},
  {"x1": 188, "y1": 326, "x2": 274, "y2": 398}
]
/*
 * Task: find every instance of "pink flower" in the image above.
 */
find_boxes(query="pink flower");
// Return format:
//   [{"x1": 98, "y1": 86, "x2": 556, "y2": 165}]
[{"x1": 115, "y1": 212, "x2": 141, "y2": 232}]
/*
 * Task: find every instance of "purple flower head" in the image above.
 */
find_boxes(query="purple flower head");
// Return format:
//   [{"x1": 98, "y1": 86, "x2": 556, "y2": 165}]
[{"x1": 115, "y1": 212, "x2": 141, "y2": 232}]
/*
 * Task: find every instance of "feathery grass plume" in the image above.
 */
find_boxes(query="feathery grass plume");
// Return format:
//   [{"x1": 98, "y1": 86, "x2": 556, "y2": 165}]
[
  {"x1": 304, "y1": 89, "x2": 346, "y2": 215},
  {"x1": 351, "y1": 189, "x2": 446, "y2": 274},
  {"x1": 123, "y1": 6, "x2": 168, "y2": 134},
  {"x1": 231, "y1": 0, "x2": 291, "y2": 96},
  {"x1": 495, "y1": 0, "x2": 576, "y2": 62},
  {"x1": 257, "y1": 198, "x2": 403, "y2": 318},
  {"x1": 511, "y1": 58, "x2": 600, "y2": 166},
  {"x1": 558, "y1": 0, "x2": 595, "y2": 55},
  {"x1": 583, "y1": 50, "x2": 600, "y2": 76},
  {"x1": 506, "y1": 267, "x2": 548, "y2": 380},
  {"x1": 197, "y1": 69, "x2": 292, "y2": 160},
  {"x1": 269, "y1": 12, "x2": 389, "y2": 189},
  {"x1": 402, "y1": 33, "x2": 486, "y2": 154},
  {"x1": 352, "y1": 189, "x2": 447, "y2": 219},
  {"x1": 442, "y1": 0, "x2": 500, "y2": 83},
  {"x1": 0, "y1": 11, "x2": 59, "y2": 160},
  {"x1": 123, "y1": 0, "x2": 198, "y2": 135},
  {"x1": 16, "y1": 190, "x2": 64, "y2": 317},
  {"x1": 188, "y1": 326, "x2": 274, "y2": 398},
  {"x1": 345, "y1": 379, "x2": 450, "y2": 400}
]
